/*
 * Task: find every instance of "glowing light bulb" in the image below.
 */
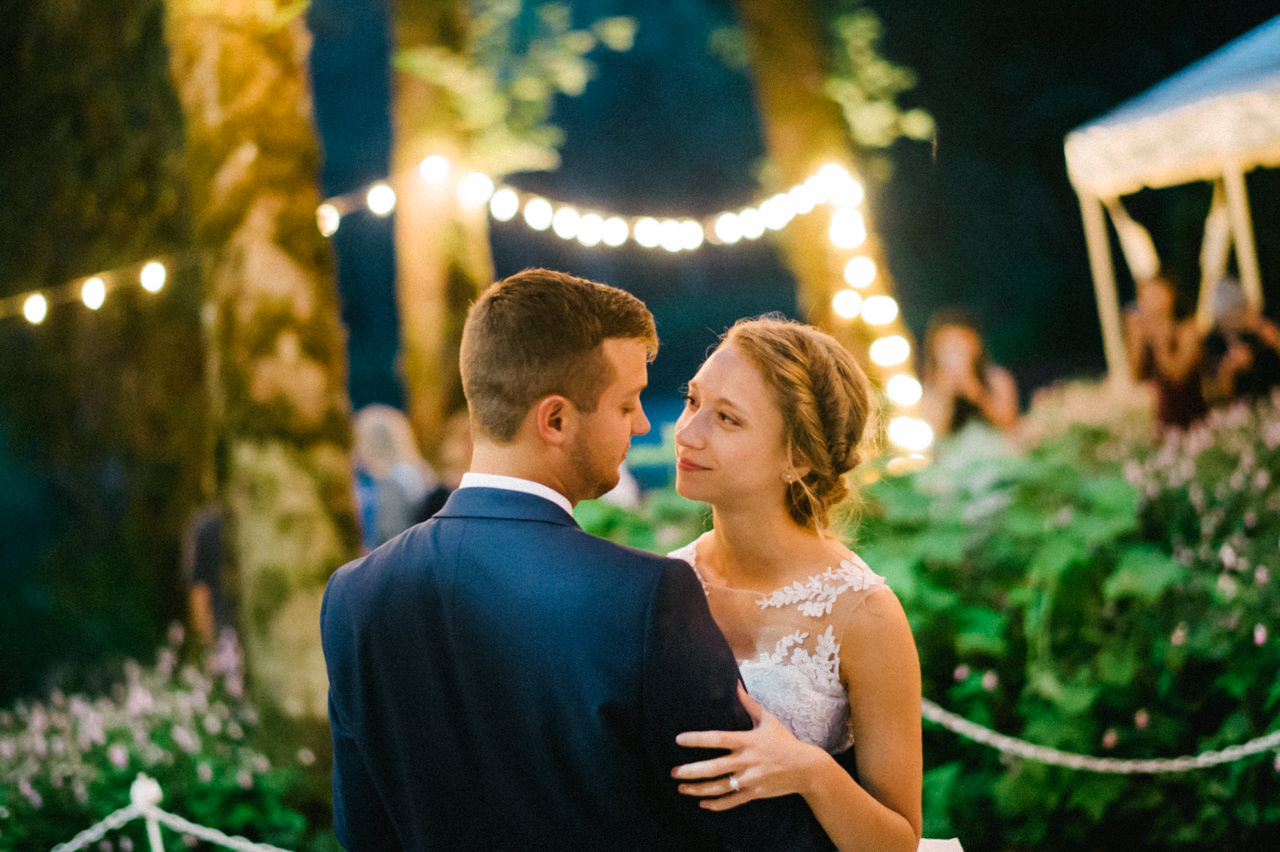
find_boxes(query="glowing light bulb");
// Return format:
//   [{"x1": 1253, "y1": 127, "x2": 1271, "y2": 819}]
[
  {"x1": 140, "y1": 261, "x2": 166, "y2": 293},
  {"x1": 459, "y1": 172, "x2": 495, "y2": 208},
  {"x1": 832, "y1": 289, "x2": 863, "y2": 319},
  {"x1": 634, "y1": 217, "x2": 661, "y2": 249},
  {"x1": 843, "y1": 256, "x2": 876, "y2": 288},
  {"x1": 23, "y1": 294, "x2": 48, "y2": 324},
  {"x1": 886, "y1": 374, "x2": 923, "y2": 406},
  {"x1": 788, "y1": 183, "x2": 818, "y2": 215},
  {"x1": 489, "y1": 188, "x2": 519, "y2": 222},
  {"x1": 888, "y1": 416, "x2": 934, "y2": 452},
  {"x1": 714, "y1": 212, "x2": 742, "y2": 244},
  {"x1": 761, "y1": 193, "x2": 796, "y2": 231},
  {"x1": 552, "y1": 206, "x2": 581, "y2": 240},
  {"x1": 828, "y1": 208, "x2": 866, "y2": 249},
  {"x1": 820, "y1": 164, "x2": 865, "y2": 207},
  {"x1": 861, "y1": 295, "x2": 899, "y2": 325},
  {"x1": 577, "y1": 213, "x2": 604, "y2": 247},
  {"x1": 82, "y1": 276, "x2": 106, "y2": 310},
  {"x1": 602, "y1": 217, "x2": 629, "y2": 247},
  {"x1": 739, "y1": 208, "x2": 765, "y2": 240},
  {"x1": 316, "y1": 203, "x2": 341, "y2": 237},
  {"x1": 679, "y1": 220, "x2": 705, "y2": 251},
  {"x1": 419, "y1": 155, "x2": 450, "y2": 184},
  {"x1": 366, "y1": 183, "x2": 396, "y2": 216},
  {"x1": 869, "y1": 335, "x2": 911, "y2": 366},
  {"x1": 523, "y1": 197, "x2": 553, "y2": 231},
  {"x1": 659, "y1": 219, "x2": 685, "y2": 253}
]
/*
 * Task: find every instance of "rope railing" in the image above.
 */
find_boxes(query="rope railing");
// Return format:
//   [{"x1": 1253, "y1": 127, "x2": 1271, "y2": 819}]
[
  {"x1": 51, "y1": 774, "x2": 292, "y2": 852},
  {"x1": 922, "y1": 697, "x2": 1280, "y2": 774}
]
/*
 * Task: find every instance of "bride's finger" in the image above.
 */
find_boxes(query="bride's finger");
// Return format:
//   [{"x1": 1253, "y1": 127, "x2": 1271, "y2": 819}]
[
  {"x1": 674, "y1": 729, "x2": 740, "y2": 749},
  {"x1": 670, "y1": 755, "x2": 733, "y2": 781},
  {"x1": 675, "y1": 774, "x2": 740, "y2": 799}
]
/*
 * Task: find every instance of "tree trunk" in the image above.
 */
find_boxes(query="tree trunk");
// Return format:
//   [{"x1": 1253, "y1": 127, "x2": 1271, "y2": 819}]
[
  {"x1": 731, "y1": 0, "x2": 912, "y2": 361},
  {"x1": 162, "y1": 0, "x2": 360, "y2": 735},
  {"x1": 391, "y1": 0, "x2": 492, "y2": 462}
]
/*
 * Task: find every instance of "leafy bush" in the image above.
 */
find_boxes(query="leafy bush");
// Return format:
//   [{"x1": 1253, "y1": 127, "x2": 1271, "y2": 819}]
[
  {"x1": 856, "y1": 384, "x2": 1280, "y2": 850},
  {"x1": 0, "y1": 626, "x2": 326, "y2": 851}
]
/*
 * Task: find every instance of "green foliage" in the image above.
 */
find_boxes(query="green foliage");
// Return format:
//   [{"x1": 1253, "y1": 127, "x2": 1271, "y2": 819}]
[
  {"x1": 395, "y1": 1, "x2": 635, "y2": 176},
  {"x1": 825, "y1": 7, "x2": 935, "y2": 149},
  {"x1": 854, "y1": 385, "x2": 1280, "y2": 850},
  {"x1": 0, "y1": 626, "x2": 334, "y2": 850}
]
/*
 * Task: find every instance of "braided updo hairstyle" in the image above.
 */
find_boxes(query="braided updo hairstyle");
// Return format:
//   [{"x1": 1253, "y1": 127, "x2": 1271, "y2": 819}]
[{"x1": 722, "y1": 314, "x2": 875, "y2": 530}]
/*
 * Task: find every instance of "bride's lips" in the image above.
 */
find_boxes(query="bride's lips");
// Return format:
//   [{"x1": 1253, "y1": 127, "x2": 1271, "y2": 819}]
[{"x1": 676, "y1": 457, "x2": 708, "y2": 472}]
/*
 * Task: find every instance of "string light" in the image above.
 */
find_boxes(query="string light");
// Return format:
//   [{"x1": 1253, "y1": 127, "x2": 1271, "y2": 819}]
[
  {"x1": 861, "y1": 294, "x2": 899, "y2": 325},
  {"x1": 24, "y1": 294, "x2": 48, "y2": 324},
  {"x1": 870, "y1": 335, "x2": 911, "y2": 367},
  {"x1": 832, "y1": 289, "x2": 863, "y2": 319},
  {"x1": 82, "y1": 277, "x2": 106, "y2": 310},
  {"x1": 366, "y1": 183, "x2": 396, "y2": 216},
  {"x1": 458, "y1": 172, "x2": 495, "y2": 209},
  {"x1": 140, "y1": 261, "x2": 167, "y2": 293},
  {"x1": 419, "y1": 155, "x2": 450, "y2": 184},
  {"x1": 552, "y1": 206, "x2": 581, "y2": 240},
  {"x1": 886, "y1": 374, "x2": 923, "y2": 406},
  {"x1": 317, "y1": 203, "x2": 341, "y2": 237},
  {"x1": 888, "y1": 416, "x2": 933, "y2": 452},
  {"x1": 844, "y1": 256, "x2": 876, "y2": 288},
  {"x1": 489, "y1": 188, "x2": 520, "y2": 222},
  {"x1": 828, "y1": 207, "x2": 866, "y2": 249},
  {"x1": 524, "y1": 197, "x2": 553, "y2": 231},
  {"x1": 313, "y1": 156, "x2": 869, "y2": 256}
]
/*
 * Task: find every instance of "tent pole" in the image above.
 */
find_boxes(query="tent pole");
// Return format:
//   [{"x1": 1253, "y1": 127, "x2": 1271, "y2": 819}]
[
  {"x1": 1078, "y1": 192, "x2": 1128, "y2": 382},
  {"x1": 1223, "y1": 163, "x2": 1264, "y2": 311}
]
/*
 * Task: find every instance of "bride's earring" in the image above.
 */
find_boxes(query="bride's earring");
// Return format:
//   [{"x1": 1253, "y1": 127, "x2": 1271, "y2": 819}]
[{"x1": 783, "y1": 471, "x2": 794, "y2": 482}]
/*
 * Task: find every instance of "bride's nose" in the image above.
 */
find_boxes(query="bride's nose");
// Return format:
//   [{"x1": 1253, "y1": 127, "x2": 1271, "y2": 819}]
[{"x1": 674, "y1": 411, "x2": 701, "y2": 448}]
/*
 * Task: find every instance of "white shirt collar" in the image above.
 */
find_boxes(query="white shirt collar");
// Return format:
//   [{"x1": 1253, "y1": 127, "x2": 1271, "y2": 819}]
[{"x1": 458, "y1": 472, "x2": 574, "y2": 518}]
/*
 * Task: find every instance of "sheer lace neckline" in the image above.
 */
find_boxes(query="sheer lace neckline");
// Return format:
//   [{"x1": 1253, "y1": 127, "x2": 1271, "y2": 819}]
[{"x1": 680, "y1": 532, "x2": 879, "y2": 610}]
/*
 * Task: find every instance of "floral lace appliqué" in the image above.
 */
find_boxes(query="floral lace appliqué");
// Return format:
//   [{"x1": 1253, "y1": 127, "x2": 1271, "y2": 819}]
[
  {"x1": 743, "y1": 625, "x2": 852, "y2": 751},
  {"x1": 758, "y1": 558, "x2": 884, "y2": 616}
]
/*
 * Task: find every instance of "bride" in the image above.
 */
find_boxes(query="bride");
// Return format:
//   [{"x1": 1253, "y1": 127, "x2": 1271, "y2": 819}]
[{"x1": 668, "y1": 315, "x2": 923, "y2": 851}]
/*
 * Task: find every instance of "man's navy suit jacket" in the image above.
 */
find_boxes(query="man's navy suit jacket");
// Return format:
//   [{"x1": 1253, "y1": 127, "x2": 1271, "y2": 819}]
[{"x1": 321, "y1": 486, "x2": 828, "y2": 850}]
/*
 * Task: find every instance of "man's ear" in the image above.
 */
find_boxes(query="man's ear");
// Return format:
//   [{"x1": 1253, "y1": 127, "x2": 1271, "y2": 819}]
[{"x1": 533, "y1": 395, "x2": 572, "y2": 446}]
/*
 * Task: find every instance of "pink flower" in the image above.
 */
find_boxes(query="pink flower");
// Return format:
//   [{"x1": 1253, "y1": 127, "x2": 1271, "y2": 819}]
[
  {"x1": 109, "y1": 743, "x2": 129, "y2": 769},
  {"x1": 197, "y1": 762, "x2": 213, "y2": 783},
  {"x1": 1255, "y1": 624, "x2": 1268, "y2": 646},
  {"x1": 1134, "y1": 709, "x2": 1150, "y2": 730},
  {"x1": 981, "y1": 671, "x2": 999, "y2": 691},
  {"x1": 1102, "y1": 729, "x2": 1118, "y2": 749},
  {"x1": 953, "y1": 665, "x2": 971, "y2": 682}
]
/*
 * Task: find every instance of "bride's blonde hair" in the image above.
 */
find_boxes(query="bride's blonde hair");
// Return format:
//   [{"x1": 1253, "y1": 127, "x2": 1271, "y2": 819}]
[{"x1": 721, "y1": 315, "x2": 875, "y2": 530}]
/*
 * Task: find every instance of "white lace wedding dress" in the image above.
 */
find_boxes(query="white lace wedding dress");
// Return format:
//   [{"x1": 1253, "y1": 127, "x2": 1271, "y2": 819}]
[{"x1": 670, "y1": 533, "x2": 964, "y2": 852}]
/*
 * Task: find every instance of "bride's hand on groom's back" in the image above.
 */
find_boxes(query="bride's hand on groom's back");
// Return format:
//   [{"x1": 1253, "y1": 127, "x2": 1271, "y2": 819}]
[{"x1": 671, "y1": 683, "x2": 828, "y2": 810}]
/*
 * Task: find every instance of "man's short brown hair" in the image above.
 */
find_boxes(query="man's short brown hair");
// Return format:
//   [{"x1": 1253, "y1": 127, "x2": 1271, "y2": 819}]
[{"x1": 460, "y1": 268, "x2": 658, "y2": 442}]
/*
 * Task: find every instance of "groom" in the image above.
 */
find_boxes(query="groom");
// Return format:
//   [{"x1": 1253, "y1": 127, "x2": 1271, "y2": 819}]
[{"x1": 321, "y1": 268, "x2": 828, "y2": 850}]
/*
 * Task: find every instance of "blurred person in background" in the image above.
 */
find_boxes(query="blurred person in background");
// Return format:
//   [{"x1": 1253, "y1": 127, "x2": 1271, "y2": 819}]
[
  {"x1": 921, "y1": 309, "x2": 1019, "y2": 439},
  {"x1": 352, "y1": 404, "x2": 437, "y2": 550},
  {"x1": 1201, "y1": 277, "x2": 1280, "y2": 406},
  {"x1": 1124, "y1": 271, "x2": 1206, "y2": 430}
]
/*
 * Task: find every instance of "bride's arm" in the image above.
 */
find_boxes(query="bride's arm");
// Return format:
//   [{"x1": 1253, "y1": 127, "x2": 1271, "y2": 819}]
[{"x1": 671, "y1": 590, "x2": 922, "y2": 852}]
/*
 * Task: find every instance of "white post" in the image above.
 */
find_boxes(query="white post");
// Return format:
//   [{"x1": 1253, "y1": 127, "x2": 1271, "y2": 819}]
[
  {"x1": 1223, "y1": 163, "x2": 1264, "y2": 311},
  {"x1": 1078, "y1": 192, "x2": 1128, "y2": 382}
]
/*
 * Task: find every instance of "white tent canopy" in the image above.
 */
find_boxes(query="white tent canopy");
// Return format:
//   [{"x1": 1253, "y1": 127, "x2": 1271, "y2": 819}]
[{"x1": 1064, "y1": 15, "x2": 1280, "y2": 379}]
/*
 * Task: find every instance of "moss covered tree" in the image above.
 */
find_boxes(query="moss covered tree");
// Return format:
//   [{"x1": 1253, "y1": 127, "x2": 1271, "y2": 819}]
[{"x1": 161, "y1": 0, "x2": 359, "y2": 743}]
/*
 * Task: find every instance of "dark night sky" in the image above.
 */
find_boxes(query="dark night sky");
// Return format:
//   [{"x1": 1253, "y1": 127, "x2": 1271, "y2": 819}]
[{"x1": 308, "y1": 0, "x2": 1280, "y2": 424}]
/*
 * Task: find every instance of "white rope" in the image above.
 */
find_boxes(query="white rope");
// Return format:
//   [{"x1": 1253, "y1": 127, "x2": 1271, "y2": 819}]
[
  {"x1": 50, "y1": 774, "x2": 294, "y2": 852},
  {"x1": 923, "y1": 698, "x2": 1280, "y2": 774}
]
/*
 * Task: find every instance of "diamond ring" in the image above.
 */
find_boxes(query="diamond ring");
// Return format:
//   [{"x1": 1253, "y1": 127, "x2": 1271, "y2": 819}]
[{"x1": 728, "y1": 774, "x2": 740, "y2": 792}]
